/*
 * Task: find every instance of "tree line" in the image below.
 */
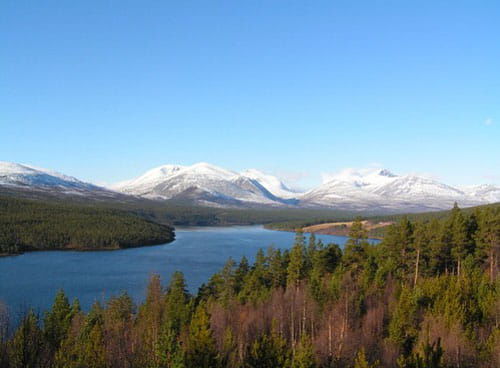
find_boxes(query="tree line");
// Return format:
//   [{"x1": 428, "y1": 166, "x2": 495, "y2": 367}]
[{"x1": 0, "y1": 204, "x2": 498, "y2": 367}]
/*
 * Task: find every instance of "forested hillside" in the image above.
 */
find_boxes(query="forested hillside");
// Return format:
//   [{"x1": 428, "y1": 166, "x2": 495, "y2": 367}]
[
  {"x1": 0, "y1": 197, "x2": 174, "y2": 254},
  {"x1": 1, "y1": 204, "x2": 498, "y2": 367}
]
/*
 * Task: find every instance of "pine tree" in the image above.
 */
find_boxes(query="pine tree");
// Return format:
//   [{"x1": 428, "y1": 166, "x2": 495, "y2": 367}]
[
  {"x1": 286, "y1": 230, "x2": 308, "y2": 289},
  {"x1": 81, "y1": 322, "x2": 107, "y2": 368},
  {"x1": 268, "y1": 247, "x2": 287, "y2": 288},
  {"x1": 137, "y1": 274, "x2": 165, "y2": 366},
  {"x1": 449, "y1": 204, "x2": 469, "y2": 276},
  {"x1": 164, "y1": 271, "x2": 191, "y2": 333},
  {"x1": 219, "y1": 327, "x2": 238, "y2": 368},
  {"x1": 292, "y1": 335, "x2": 316, "y2": 368},
  {"x1": 397, "y1": 339, "x2": 444, "y2": 368},
  {"x1": 235, "y1": 256, "x2": 250, "y2": 293},
  {"x1": 427, "y1": 219, "x2": 450, "y2": 275},
  {"x1": 8, "y1": 310, "x2": 45, "y2": 368},
  {"x1": 388, "y1": 286, "x2": 419, "y2": 355},
  {"x1": 354, "y1": 347, "x2": 379, "y2": 368},
  {"x1": 287, "y1": 242, "x2": 305, "y2": 289},
  {"x1": 44, "y1": 289, "x2": 72, "y2": 351},
  {"x1": 412, "y1": 222, "x2": 429, "y2": 286},
  {"x1": 295, "y1": 229, "x2": 306, "y2": 248},
  {"x1": 218, "y1": 258, "x2": 237, "y2": 305},
  {"x1": 343, "y1": 218, "x2": 369, "y2": 274},
  {"x1": 157, "y1": 320, "x2": 185, "y2": 368},
  {"x1": 185, "y1": 304, "x2": 218, "y2": 368},
  {"x1": 308, "y1": 233, "x2": 317, "y2": 254},
  {"x1": 475, "y1": 207, "x2": 500, "y2": 282},
  {"x1": 246, "y1": 333, "x2": 289, "y2": 368}
]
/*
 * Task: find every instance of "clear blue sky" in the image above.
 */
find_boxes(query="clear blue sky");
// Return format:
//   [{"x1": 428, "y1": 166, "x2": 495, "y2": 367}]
[{"x1": 1, "y1": 1, "x2": 499, "y2": 189}]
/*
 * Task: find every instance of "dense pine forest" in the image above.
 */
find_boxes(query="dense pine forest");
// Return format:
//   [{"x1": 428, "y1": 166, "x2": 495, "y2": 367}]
[
  {"x1": 0, "y1": 204, "x2": 498, "y2": 367},
  {"x1": 0, "y1": 197, "x2": 174, "y2": 254}
]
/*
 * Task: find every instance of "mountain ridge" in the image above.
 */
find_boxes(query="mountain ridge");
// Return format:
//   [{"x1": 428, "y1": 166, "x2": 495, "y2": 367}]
[{"x1": 1, "y1": 161, "x2": 499, "y2": 212}]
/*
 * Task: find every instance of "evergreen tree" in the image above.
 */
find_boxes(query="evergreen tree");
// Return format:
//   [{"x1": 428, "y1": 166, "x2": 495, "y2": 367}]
[
  {"x1": 411, "y1": 222, "x2": 430, "y2": 285},
  {"x1": 397, "y1": 339, "x2": 444, "y2": 368},
  {"x1": 157, "y1": 320, "x2": 185, "y2": 368},
  {"x1": 164, "y1": 271, "x2": 191, "y2": 333},
  {"x1": 475, "y1": 207, "x2": 500, "y2": 282},
  {"x1": 294, "y1": 230, "x2": 306, "y2": 248},
  {"x1": 287, "y1": 242, "x2": 305, "y2": 289},
  {"x1": 235, "y1": 256, "x2": 250, "y2": 293},
  {"x1": 354, "y1": 347, "x2": 379, "y2": 368},
  {"x1": 218, "y1": 258, "x2": 237, "y2": 305},
  {"x1": 427, "y1": 219, "x2": 451, "y2": 275},
  {"x1": 268, "y1": 247, "x2": 287, "y2": 288},
  {"x1": 136, "y1": 274, "x2": 166, "y2": 367},
  {"x1": 81, "y1": 322, "x2": 107, "y2": 368},
  {"x1": 307, "y1": 233, "x2": 317, "y2": 254},
  {"x1": 185, "y1": 304, "x2": 218, "y2": 368},
  {"x1": 219, "y1": 327, "x2": 238, "y2": 368},
  {"x1": 388, "y1": 286, "x2": 419, "y2": 355},
  {"x1": 44, "y1": 289, "x2": 72, "y2": 352},
  {"x1": 8, "y1": 310, "x2": 45, "y2": 368},
  {"x1": 246, "y1": 333, "x2": 289, "y2": 368},
  {"x1": 292, "y1": 335, "x2": 316, "y2": 368},
  {"x1": 343, "y1": 218, "x2": 369, "y2": 274},
  {"x1": 449, "y1": 204, "x2": 469, "y2": 276}
]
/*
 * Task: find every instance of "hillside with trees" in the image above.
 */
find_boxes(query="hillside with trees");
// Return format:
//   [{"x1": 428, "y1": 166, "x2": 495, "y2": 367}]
[
  {"x1": 0, "y1": 196, "x2": 175, "y2": 255},
  {"x1": 0, "y1": 204, "x2": 498, "y2": 367}
]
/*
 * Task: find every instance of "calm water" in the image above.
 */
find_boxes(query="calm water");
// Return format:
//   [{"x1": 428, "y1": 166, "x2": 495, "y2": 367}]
[{"x1": 0, "y1": 226, "x2": 365, "y2": 315}]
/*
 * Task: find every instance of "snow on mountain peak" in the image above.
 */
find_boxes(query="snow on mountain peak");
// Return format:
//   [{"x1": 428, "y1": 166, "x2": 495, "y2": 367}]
[
  {"x1": 321, "y1": 167, "x2": 398, "y2": 188},
  {"x1": 186, "y1": 162, "x2": 238, "y2": 179},
  {"x1": 110, "y1": 164, "x2": 185, "y2": 192},
  {"x1": 0, "y1": 161, "x2": 82, "y2": 184},
  {"x1": 111, "y1": 162, "x2": 289, "y2": 206},
  {"x1": 461, "y1": 184, "x2": 500, "y2": 203},
  {"x1": 302, "y1": 166, "x2": 498, "y2": 211},
  {"x1": 0, "y1": 161, "x2": 122, "y2": 200},
  {"x1": 0, "y1": 161, "x2": 89, "y2": 187},
  {"x1": 241, "y1": 169, "x2": 300, "y2": 199}
]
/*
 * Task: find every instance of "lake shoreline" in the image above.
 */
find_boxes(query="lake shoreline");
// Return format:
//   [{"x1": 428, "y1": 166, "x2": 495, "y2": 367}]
[
  {"x1": 0, "y1": 236, "x2": 176, "y2": 257},
  {"x1": 264, "y1": 222, "x2": 388, "y2": 240}
]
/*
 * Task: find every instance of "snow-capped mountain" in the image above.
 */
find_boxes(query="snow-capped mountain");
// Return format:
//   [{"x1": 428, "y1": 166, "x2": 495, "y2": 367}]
[
  {"x1": 112, "y1": 164, "x2": 499, "y2": 211},
  {"x1": 241, "y1": 169, "x2": 299, "y2": 199},
  {"x1": 112, "y1": 162, "x2": 293, "y2": 207},
  {"x1": 2, "y1": 160, "x2": 498, "y2": 212},
  {"x1": 0, "y1": 161, "x2": 123, "y2": 200},
  {"x1": 460, "y1": 184, "x2": 500, "y2": 203},
  {"x1": 301, "y1": 168, "x2": 490, "y2": 211}
]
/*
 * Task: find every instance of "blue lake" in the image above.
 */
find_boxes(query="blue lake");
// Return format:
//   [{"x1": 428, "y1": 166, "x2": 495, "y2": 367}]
[{"x1": 0, "y1": 226, "x2": 370, "y2": 315}]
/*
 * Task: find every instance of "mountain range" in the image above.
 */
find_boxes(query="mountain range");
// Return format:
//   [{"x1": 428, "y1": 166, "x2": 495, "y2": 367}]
[
  {"x1": 0, "y1": 161, "x2": 128, "y2": 201},
  {"x1": 1, "y1": 161, "x2": 499, "y2": 213}
]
